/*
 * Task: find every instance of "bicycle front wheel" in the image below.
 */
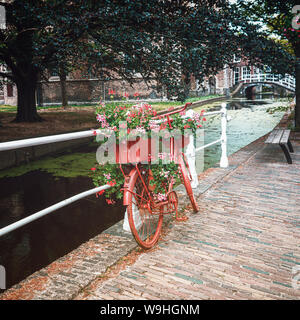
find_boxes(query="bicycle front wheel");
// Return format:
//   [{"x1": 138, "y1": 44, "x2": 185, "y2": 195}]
[{"x1": 127, "y1": 168, "x2": 163, "y2": 250}]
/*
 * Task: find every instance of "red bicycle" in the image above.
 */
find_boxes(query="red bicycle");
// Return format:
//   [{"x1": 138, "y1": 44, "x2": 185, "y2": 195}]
[{"x1": 117, "y1": 103, "x2": 199, "y2": 249}]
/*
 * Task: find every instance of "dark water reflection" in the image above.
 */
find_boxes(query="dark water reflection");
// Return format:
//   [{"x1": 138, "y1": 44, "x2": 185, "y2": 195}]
[{"x1": 0, "y1": 170, "x2": 125, "y2": 291}]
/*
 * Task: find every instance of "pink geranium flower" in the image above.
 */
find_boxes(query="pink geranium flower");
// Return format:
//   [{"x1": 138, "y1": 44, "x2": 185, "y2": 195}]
[{"x1": 104, "y1": 173, "x2": 111, "y2": 179}]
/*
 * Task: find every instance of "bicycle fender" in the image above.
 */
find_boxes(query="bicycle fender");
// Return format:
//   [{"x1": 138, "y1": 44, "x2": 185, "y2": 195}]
[{"x1": 122, "y1": 168, "x2": 138, "y2": 206}]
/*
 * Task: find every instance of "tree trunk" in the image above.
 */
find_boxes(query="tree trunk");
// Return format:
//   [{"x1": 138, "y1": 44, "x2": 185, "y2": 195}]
[
  {"x1": 182, "y1": 73, "x2": 191, "y2": 100},
  {"x1": 36, "y1": 73, "x2": 44, "y2": 108},
  {"x1": 14, "y1": 75, "x2": 43, "y2": 122},
  {"x1": 295, "y1": 57, "x2": 300, "y2": 128},
  {"x1": 59, "y1": 67, "x2": 68, "y2": 109}
]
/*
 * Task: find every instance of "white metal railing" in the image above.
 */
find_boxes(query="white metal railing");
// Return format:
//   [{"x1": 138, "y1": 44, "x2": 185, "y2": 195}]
[
  {"x1": 0, "y1": 103, "x2": 229, "y2": 237},
  {"x1": 239, "y1": 73, "x2": 295, "y2": 91},
  {"x1": 0, "y1": 129, "x2": 104, "y2": 152},
  {"x1": 0, "y1": 185, "x2": 111, "y2": 237},
  {"x1": 184, "y1": 103, "x2": 228, "y2": 189},
  {"x1": 196, "y1": 102, "x2": 228, "y2": 168}
]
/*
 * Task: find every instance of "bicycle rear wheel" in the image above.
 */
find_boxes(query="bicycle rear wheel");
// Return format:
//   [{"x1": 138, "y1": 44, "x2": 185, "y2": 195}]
[
  {"x1": 179, "y1": 155, "x2": 199, "y2": 213},
  {"x1": 127, "y1": 168, "x2": 163, "y2": 249}
]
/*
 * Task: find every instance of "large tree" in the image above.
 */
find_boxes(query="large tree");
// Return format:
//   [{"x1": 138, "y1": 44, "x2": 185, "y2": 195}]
[
  {"x1": 0, "y1": 0, "x2": 295, "y2": 122},
  {"x1": 0, "y1": 0, "x2": 96, "y2": 121},
  {"x1": 234, "y1": 0, "x2": 299, "y2": 127}
]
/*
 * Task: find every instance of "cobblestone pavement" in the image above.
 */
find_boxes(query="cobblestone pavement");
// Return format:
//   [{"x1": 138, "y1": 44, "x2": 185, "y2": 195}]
[
  {"x1": 75, "y1": 134, "x2": 300, "y2": 300},
  {"x1": 1, "y1": 130, "x2": 299, "y2": 300}
]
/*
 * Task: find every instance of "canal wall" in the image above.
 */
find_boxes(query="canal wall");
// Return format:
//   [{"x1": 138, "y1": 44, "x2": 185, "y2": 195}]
[{"x1": 188, "y1": 96, "x2": 226, "y2": 109}]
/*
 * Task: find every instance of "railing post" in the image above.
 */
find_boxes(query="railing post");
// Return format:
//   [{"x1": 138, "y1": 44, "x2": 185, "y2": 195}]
[
  {"x1": 179, "y1": 109, "x2": 199, "y2": 189},
  {"x1": 186, "y1": 133, "x2": 199, "y2": 188},
  {"x1": 220, "y1": 103, "x2": 229, "y2": 168}
]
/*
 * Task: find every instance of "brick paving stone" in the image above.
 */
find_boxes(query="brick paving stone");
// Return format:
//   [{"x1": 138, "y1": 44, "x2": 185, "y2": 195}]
[
  {"x1": 75, "y1": 136, "x2": 300, "y2": 300},
  {"x1": 0, "y1": 233, "x2": 138, "y2": 300}
]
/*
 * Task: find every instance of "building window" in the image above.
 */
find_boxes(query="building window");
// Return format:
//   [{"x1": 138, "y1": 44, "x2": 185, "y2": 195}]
[
  {"x1": 7, "y1": 84, "x2": 13, "y2": 97},
  {"x1": 233, "y1": 54, "x2": 241, "y2": 63},
  {"x1": 87, "y1": 67, "x2": 98, "y2": 79},
  {"x1": 49, "y1": 69, "x2": 60, "y2": 81},
  {"x1": 242, "y1": 66, "x2": 251, "y2": 80},
  {"x1": 234, "y1": 67, "x2": 240, "y2": 84},
  {"x1": 264, "y1": 66, "x2": 271, "y2": 73},
  {"x1": 51, "y1": 70, "x2": 59, "y2": 77}
]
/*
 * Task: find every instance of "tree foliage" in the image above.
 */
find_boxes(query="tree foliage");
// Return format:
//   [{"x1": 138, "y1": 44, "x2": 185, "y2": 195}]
[
  {"x1": 234, "y1": 0, "x2": 299, "y2": 127},
  {"x1": 0, "y1": 0, "x2": 296, "y2": 122}
]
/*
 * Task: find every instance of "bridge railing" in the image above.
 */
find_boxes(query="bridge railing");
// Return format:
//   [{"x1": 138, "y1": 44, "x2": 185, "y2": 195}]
[{"x1": 239, "y1": 73, "x2": 295, "y2": 91}]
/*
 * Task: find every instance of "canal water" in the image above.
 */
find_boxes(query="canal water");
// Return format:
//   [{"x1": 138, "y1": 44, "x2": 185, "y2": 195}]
[
  {"x1": 0, "y1": 95, "x2": 288, "y2": 291},
  {"x1": 193, "y1": 96, "x2": 287, "y2": 170}
]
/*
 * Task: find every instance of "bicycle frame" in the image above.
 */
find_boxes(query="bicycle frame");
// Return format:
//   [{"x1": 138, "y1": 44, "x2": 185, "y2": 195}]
[{"x1": 121, "y1": 164, "x2": 173, "y2": 210}]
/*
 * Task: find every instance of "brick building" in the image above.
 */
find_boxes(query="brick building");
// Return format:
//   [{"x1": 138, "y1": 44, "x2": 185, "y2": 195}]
[
  {"x1": 192, "y1": 56, "x2": 262, "y2": 97},
  {"x1": 1, "y1": 57, "x2": 257, "y2": 106}
]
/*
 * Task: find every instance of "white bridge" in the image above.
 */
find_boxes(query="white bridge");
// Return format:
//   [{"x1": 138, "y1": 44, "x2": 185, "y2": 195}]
[{"x1": 238, "y1": 73, "x2": 295, "y2": 92}]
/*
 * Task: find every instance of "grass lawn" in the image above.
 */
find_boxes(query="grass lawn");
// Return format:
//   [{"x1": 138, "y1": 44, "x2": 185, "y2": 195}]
[
  {"x1": 0, "y1": 94, "x2": 222, "y2": 113},
  {"x1": 0, "y1": 95, "x2": 222, "y2": 142}
]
